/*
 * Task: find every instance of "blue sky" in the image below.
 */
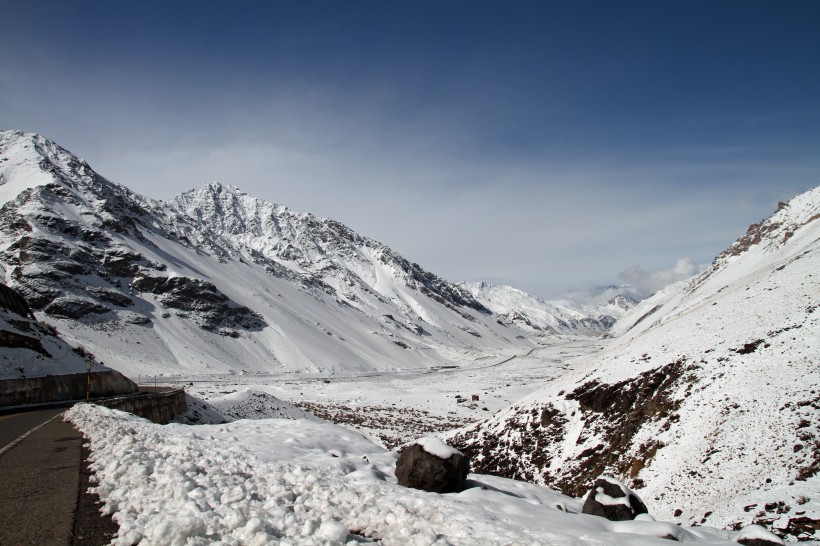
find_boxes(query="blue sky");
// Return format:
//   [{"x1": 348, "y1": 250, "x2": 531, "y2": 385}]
[{"x1": 1, "y1": 1, "x2": 818, "y2": 298}]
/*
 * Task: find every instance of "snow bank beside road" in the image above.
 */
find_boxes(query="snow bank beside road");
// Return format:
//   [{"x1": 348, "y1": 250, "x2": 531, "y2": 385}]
[{"x1": 68, "y1": 404, "x2": 739, "y2": 545}]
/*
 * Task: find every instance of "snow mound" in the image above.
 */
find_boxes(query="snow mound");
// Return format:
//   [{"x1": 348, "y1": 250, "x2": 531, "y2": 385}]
[
  {"x1": 205, "y1": 388, "x2": 321, "y2": 422},
  {"x1": 66, "y1": 404, "x2": 740, "y2": 545}
]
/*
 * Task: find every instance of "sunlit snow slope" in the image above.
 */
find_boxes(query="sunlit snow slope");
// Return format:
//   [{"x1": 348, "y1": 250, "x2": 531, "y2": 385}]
[
  {"x1": 0, "y1": 130, "x2": 594, "y2": 378},
  {"x1": 449, "y1": 187, "x2": 820, "y2": 542}
]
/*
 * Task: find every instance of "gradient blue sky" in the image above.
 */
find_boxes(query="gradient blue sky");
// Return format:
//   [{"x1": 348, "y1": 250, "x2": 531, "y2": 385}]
[{"x1": 2, "y1": 1, "x2": 818, "y2": 298}]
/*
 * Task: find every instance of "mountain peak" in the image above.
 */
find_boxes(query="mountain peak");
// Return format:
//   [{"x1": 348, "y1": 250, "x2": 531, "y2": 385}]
[
  {"x1": 0, "y1": 129, "x2": 97, "y2": 208},
  {"x1": 202, "y1": 181, "x2": 246, "y2": 195},
  {"x1": 688, "y1": 187, "x2": 820, "y2": 292}
]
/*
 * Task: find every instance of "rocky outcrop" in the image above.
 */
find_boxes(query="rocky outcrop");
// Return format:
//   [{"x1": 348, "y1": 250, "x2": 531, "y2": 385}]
[
  {"x1": 395, "y1": 439, "x2": 469, "y2": 493},
  {"x1": 131, "y1": 275, "x2": 265, "y2": 330},
  {"x1": 43, "y1": 297, "x2": 111, "y2": 320},
  {"x1": 0, "y1": 282, "x2": 35, "y2": 318},
  {"x1": 450, "y1": 359, "x2": 686, "y2": 498},
  {"x1": 0, "y1": 328, "x2": 50, "y2": 356}
]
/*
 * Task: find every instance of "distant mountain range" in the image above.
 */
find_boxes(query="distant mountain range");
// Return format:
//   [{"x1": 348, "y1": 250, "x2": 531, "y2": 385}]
[
  {"x1": 460, "y1": 281, "x2": 636, "y2": 334},
  {"x1": 448, "y1": 186, "x2": 820, "y2": 542},
  {"x1": 0, "y1": 130, "x2": 625, "y2": 378}
]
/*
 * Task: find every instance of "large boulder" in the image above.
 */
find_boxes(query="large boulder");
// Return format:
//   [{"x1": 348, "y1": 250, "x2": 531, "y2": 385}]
[
  {"x1": 395, "y1": 437, "x2": 469, "y2": 493},
  {"x1": 581, "y1": 476, "x2": 648, "y2": 521}
]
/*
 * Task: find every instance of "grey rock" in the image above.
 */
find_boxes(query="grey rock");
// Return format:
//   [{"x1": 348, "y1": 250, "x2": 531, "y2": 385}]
[
  {"x1": 43, "y1": 297, "x2": 110, "y2": 319},
  {"x1": 86, "y1": 286, "x2": 134, "y2": 307}
]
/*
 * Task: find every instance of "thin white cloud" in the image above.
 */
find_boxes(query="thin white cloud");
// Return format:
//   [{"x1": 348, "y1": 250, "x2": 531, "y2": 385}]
[{"x1": 619, "y1": 257, "x2": 706, "y2": 299}]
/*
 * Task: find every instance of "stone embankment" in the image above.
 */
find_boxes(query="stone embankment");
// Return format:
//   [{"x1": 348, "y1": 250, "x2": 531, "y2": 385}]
[
  {"x1": 95, "y1": 386, "x2": 187, "y2": 424},
  {"x1": 1, "y1": 371, "x2": 187, "y2": 425},
  {"x1": 0, "y1": 370, "x2": 138, "y2": 407}
]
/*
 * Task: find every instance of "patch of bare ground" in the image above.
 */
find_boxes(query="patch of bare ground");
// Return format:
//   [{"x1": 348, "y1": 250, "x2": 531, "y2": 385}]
[
  {"x1": 291, "y1": 401, "x2": 474, "y2": 449},
  {"x1": 451, "y1": 359, "x2": 688, "y2": 498}
]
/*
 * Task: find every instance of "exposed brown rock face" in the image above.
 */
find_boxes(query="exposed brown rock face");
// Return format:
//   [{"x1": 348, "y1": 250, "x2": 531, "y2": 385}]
[{"x1": 450, "y1": 359, "x2": 686, "y2": 498}]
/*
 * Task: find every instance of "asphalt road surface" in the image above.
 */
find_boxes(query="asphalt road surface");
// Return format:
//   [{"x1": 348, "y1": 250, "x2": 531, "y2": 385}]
[
  {"x1": 0, "y1": 408, "x2": 83, "y2": 545},
  {"x1": 0, "y1": 407, "x2": 67, "y2": 452}
]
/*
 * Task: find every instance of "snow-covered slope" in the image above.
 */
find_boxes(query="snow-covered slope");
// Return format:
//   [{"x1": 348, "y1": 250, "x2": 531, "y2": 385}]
[
  {"x1": 461, "y1": 281, "x2": 636, "y2": 335},
  {"x1": 449, "y1": 187, "x2": 820, "y2": 541},
  {"x1": 0, "y1": 130, "x2": 557, "y2": 378},
  {"x1": 0, "y1": 282, "x2": 110, "y2": 380}
]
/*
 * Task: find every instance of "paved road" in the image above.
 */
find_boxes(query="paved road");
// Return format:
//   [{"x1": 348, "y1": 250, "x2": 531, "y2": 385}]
[
  {"x1": 0, "y1": 407, "x2": 67, "y2": 452},
  {"x1": 0, "y1": 408, "x2": 83, "y2": 545}
]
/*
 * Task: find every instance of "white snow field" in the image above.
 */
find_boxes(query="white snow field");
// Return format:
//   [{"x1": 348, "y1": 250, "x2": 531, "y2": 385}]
[
  {"x1": 67, "y1": 403, "x2": 750, "y2": 546},
  {"x1": 174, "y1": 335, "x2": 606, "y2": 447}
]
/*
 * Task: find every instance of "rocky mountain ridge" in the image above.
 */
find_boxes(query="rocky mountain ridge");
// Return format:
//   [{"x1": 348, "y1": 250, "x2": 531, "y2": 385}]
[{"x1": 0, "y1": 130, "x2": 612, "y2": 378}]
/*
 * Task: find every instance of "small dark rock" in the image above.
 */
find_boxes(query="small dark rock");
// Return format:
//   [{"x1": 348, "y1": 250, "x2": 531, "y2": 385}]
[
  {"x1": 395, "y1": 440, "x2": 469, "y2": 494},
  {"x1": 581, "y1": 476, "x2": 648, "y2": 521}
]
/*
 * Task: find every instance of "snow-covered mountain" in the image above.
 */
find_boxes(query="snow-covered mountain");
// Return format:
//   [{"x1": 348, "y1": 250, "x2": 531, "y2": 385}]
[
  {"x1": 0, "y1": 130, "x2": 610, "y2": 378},
  {"x1": 448, "y1": 187, "x2": 820, "y2": 542},
  {"x1": 460, "y1": 281, "x2": 636, "y2": 335}
]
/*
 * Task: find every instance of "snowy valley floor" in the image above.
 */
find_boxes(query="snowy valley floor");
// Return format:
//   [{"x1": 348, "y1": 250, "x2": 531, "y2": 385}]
[{"x1": 172, "y1": 336, "x2": 605, "y2": 448}]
